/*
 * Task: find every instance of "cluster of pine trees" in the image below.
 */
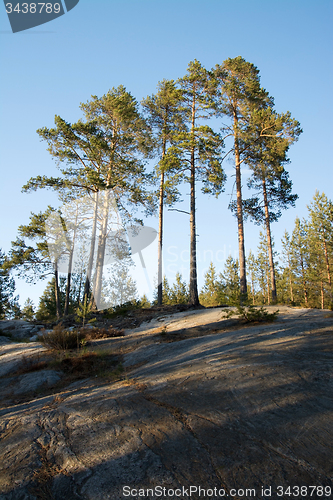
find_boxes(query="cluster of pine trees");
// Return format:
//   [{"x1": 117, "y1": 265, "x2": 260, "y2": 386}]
[
  {"x1": 1, "y1": 56, "x2": 330, "y2": 320},
  {"x1": 1, "y1": 191, "x2": 331, "y2": 319},
  {"x1": 199, "y1": 191, "x2": 333, "y2": 310},
  {"x1": 278, "y1": 192, "x2": 333, "y2": 309},
  {"x1": 0, "y1": 250, "x2": 20, "y2": 319}
]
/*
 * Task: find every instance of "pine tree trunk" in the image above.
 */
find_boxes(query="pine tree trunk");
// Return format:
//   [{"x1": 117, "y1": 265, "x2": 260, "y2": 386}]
[
  {"x1": 251, "y1": 276, "x2": 255, "y2": 305},
  {"x1": 289, "y1": 276, "x2": 294, "y2": 303},
  {"x1": 259, "y1": 269, "x2": 265, "y2": 304},
  {"x1": 64, "y1": 268, "x2": 72, "y2": 316},
  {"x1": 287, "y1": 252, "x2": 294, "y2": 303},
  {"x1": 233, "y1": 111, "x2": 247, "y2": 302},
  {"x1": 84, "y1": 191, "x2": 99, "y2": 303},
  {"x1": 262, "y1": 178, "x2": 277, "y2": 303},
  {"x1": 157, "y1": 138, "x2": 166, "y2": 306},
  {"x1": 321, "y1": 279, "x2": 324, "y2": 309},
  {"x1": 300, "y1": 254, "x2": 308, "y2": 306},
  {"x1": 266, "y1": 260, "x2": 270, "y2": 305},
  {"x1": 91, "y1": 190, "x2": 111, "y2": 309},
  {"x1": 77, "y1": 272, "x2": 83, "y2": 307},
  {"x1": 64, "y1": 230, "x2": 76, "y2": 316},
  {"x1": 64, "y1": 205, "x2": 79, "y2": 316},
  {"x1": 54, "y1": 262, "x2": 61, "y2": 319},
  {"x1": 323, "y1": 239, "x2": 332, "y2": 302},
  {"x1": 189, "y1": 98, "x2": 199, "y2": 306}
]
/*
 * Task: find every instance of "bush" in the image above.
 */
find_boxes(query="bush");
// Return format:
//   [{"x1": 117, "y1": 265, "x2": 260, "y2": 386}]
[
  {"x1": 223, "y1": 305, "x2": 279, "y2": 323},
  {"x1": 16, "y1": 354, "x2": 48, "y2": 374},
  {"x1": 103, "y1": 300, "x2": 141, "y2": 318},
  {"x1": 55, "y1": 352, "x2": 123, "y2": 378},
  {"x1": 138, "y1": 294, "x2": 151, "y2": 309},
  {"x1": 38, "y1": 323, "x2": 125, "y2": 350},
  {"x1": 21, "y1": 351, "x2": 124, "y2": 381},
  {"x1": 79, "y1": 326, "x2": 125, "y2": 340},
  {"x1": 38, "y1": 323, "x2": 85, "y2": 350}
]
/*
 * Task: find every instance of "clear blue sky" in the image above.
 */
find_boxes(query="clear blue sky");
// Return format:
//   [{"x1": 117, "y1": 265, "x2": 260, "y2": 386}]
[{"x1": 1, "y1": 0, "x2": 332, "y2": 307}]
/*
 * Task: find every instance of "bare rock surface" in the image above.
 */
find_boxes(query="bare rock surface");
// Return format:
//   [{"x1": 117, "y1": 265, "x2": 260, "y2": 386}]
[
  {"x1": 2, "y1": 370, "x2": 62, "y2": 396},
  {"x1": 0, "y1": 341, "x2": 46, "y2": 377},
  {"x1": 0, "y1": 307, "x2": 332, "y2": 500},
  {"x1": 0, "y1": 320, "x2": 44, "y2": 341}
]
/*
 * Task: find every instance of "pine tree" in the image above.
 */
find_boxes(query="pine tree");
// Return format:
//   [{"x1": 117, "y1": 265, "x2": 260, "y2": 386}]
[
  {"x1": 199, "y1": 262, "x2": 224, "y2": 306},
  {"x1": 103, "y1": 259, "x2": 137, "y2": 308},
  {"x1": 247, "y1": 250, "x2": 258, "y2": 305},
  {"x1": 36, "y1": 277, "x2": 66, "y2": 321},
  {"x1": 49, "y1": 192, "x2": 93, "y2": 316},
  {"x1": 241, "y1": 108, "x2": 301, "y2": 303},
  {"x1": 138, "y1": 294, "x2": 151, "y2": 309},
  {"x1": 306, "y1": 223, "x2": 327, "y2": 308},
  {"x1": 213, "y1": 56, "x2": 273, "y2": 301},
  {"x1": 307, "y1": 191, "x2": 333, "y2": 307},
  {"x1": 167, "y1": 60, "x2": 226, "y2": 305},
  {"x1": 169, "y1": 273, "x2": 189, "y2": 305},
  {"x1": 290, "y1": 218, "x2": 310, "y2": 307},
  {"x1": 21, "y1": 298, "x2": 35, "y2": 321},
  {"x1": 275, "y1": 265, "x2": 291, "y2": 305},
  {"x1": 0, "y1": 249, "x2": 19, "y2": 319},
  {"x1": 256, "y1": 231, "x2": 272, "y2": 304},
  {"x1": 220, "y1": 256, "x2": 240, "y2": 305},
  {"x1": 142, "y1": 80, "x2": 185, "y2": 305},
  {"x1": 161, "y1": 276, "x2": 172, "y2": 304},
  {"x1": 281, "y1": 231, "x2": 295, "y2": 305},
  {"x1": 23, "y1": 86, "x2": 152, "y2": 311},
  {"x1": 5, "y1": 209, "x2": 63, "y2": 318}
]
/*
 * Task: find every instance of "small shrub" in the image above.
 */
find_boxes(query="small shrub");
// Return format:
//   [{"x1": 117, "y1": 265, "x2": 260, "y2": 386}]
[
  {"x1": 38, "y1": 323, "x2": 125, "y2": 351},
  {"x1": 76, "y1": 297, "x2": 93, "y2": 326},
  {"x1": 103, "y1": 300, "x2": 140, "y2": 318},
  {"x1": 138, "y1": 294, "x2": 151, "y2": 309},
  {"x1": 80, "y1": 326, "x2": 125, "y2": 340},
  {"x1": 54, "y1": 352, "x2": 123, "y2": 379},
  {"x1": 160, "y1": 326, "x2": 167, "y2": 336},
  {"x1": 59, "y1": 352, "x2": 100, "y2": 374},
  {"x1": 15, "y1": 354, "x2": 48, "y2": 374},
  {"x1": 111, "y1": 362, "x2": 124, "y2": 378},
  {"x1": 223, "y1": 305, "x2": 279, "y2": 323},
  {"x1": 0, "y1": 330, "x2": 12, "y2": 338},
  {"x1": 38, "y1": 323, "x2": 85, "y2": 350}
]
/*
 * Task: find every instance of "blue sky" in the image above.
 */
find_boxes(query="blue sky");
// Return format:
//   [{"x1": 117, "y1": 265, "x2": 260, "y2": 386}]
[{"x1": 0, "y1": 0, "x2": 332, "y2": 307}]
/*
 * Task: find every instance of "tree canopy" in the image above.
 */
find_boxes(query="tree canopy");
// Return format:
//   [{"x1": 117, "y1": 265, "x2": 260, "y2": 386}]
[{"x1": 5, "y1": 57, "x2": 311, "y2": 315}]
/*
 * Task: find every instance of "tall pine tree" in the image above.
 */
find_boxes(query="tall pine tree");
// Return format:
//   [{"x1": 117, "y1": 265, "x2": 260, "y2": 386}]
[
  {"x1": 307, "y1": 191, "x2": 333, "y2": 307},
  {"x1": 213, "y1": 56, "x2": 272, "y2": 301},
  {"x1": 241, "y1": 108, "x2": 301, "y2": 303},
  {"x1": 142, "y1": 80, "x2": 185, "y2": 305},
  {"x1": 23, "y1": 86, "x2": 152, "y2": 310},
  {"x1": 166, "y1": 60, "x2": 226, "y2": 305}
]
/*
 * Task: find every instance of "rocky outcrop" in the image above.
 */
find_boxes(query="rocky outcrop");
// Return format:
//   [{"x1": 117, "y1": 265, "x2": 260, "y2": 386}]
[
  {"x1": 0, "y1": 308, "x2": 332, "y2": 499},
  {"x1": 0, "y1": 340, "x2": 46, "y2": 377},
  {"x1": 3, "y1": 369, "x2": 62, "y2": 397},
  {"x1": 0, "y1": 320, "x2": 44, "y2": 341}
]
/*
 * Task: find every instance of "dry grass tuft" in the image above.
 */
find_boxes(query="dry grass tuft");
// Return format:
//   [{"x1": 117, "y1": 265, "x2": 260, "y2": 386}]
[
  {"x1": 38, "y1": 324, "x2": 124, "y2": 351},
  {"x1": 15, "y1": 354, "x2": 49, "y2": 374},
  {"x1": 38, "y1": 323, "x2": 84, "y2": 350},
  {"x1": 80, "y1": 326, "x2": 125, "y2": 340}
]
